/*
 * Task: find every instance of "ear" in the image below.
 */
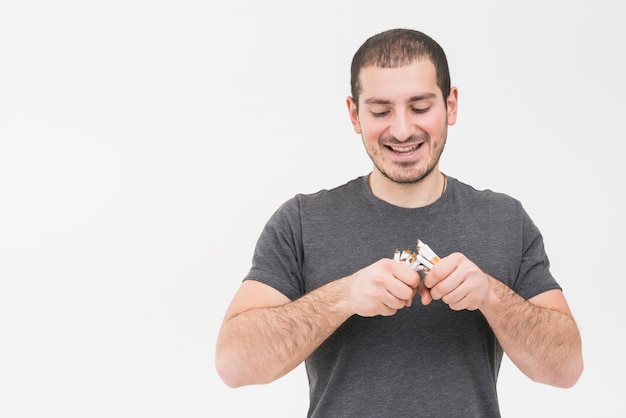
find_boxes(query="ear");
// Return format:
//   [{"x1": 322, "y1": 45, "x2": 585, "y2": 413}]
[
  {"x1": 346, "y1": 96, "x2": 362, "y2": 134},
  {"x1": 446, "y1": 87, "x2": 459, "y2": 126}
]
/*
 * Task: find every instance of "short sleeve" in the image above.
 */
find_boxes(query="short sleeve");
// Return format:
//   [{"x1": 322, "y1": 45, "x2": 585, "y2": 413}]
[
  {"x1": 512, "y1": 204, "x2": 561, "y2": 299},
  {"x1": 244, "y1": 197, "x2": 305, "y2": 300}
]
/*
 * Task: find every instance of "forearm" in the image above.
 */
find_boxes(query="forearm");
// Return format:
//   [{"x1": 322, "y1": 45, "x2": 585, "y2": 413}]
[
  {"x1": 481, "y1": 277, "x2": 583, "y2": 388},
  {"x1": 216, "y1": 278, "x2": 353, "y2": 387}
]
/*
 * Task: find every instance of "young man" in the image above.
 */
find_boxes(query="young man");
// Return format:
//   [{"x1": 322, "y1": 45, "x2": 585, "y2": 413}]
[{"x1": 215, "y1": 28, "x2": 583, "y2": 417}]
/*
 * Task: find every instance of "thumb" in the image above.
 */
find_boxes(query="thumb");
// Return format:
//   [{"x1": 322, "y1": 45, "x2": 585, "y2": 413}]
[{"x1": 416, "y1": 279, "x2": 432, "y2": 305}]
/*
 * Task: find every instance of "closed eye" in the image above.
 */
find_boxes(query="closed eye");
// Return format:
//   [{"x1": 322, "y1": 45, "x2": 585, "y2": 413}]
[{"x1": 412, "y1": 107, "x2": 430, "y2": 114}]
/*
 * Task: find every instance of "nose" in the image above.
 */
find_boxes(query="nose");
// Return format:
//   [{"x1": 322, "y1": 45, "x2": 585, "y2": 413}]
[{"x1": 388, "y1": 111, "x2": 413, "y2": 142}]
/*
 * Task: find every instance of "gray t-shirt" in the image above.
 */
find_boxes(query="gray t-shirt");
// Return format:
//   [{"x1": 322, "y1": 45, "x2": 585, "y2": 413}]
[{"x1": 246, "y1": 175, "x2": 560, "y2": 418}]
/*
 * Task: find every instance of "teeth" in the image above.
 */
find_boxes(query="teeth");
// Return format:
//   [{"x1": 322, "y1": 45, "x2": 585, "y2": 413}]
[{"x1": 390, "y1": 144, "x2": 420, "y2": 153}]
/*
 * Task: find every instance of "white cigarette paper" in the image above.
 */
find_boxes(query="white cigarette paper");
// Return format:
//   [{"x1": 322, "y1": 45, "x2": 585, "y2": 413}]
[
  {"x1": 394, "y1": 239, "x2": 440, "y2": 272},
  {"x1": 415, "y1": 253, "x2": 434, "y2": 270},
  {"x1": 416, "y1": 239, "x2": 439, "y2": 263},
  {"x1": 393, "y1": 249, "x2": 401, "y2": 262}
]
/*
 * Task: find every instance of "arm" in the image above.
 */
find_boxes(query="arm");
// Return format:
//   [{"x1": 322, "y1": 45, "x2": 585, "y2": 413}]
[
  {"x1": 482, "y1": 280, "x2": 583, "y2": 388},
  {"x1": 423, "y1": 253, "x2": 583, "y2": 388},
  {"x1": 215, "y1": 278, "x2": 352, "y2": 388},
  {"x1": 215, "y1": 259, "x2": 424, "y2": 388}
]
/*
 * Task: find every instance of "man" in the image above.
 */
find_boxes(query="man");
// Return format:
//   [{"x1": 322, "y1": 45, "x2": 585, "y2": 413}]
[{"x1": 215, "y1": 28, "x2": 583, "y2": 417}]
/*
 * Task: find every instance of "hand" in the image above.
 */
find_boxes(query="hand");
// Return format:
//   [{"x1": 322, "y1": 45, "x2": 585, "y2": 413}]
[
  {"x1": 347, "y1": 259, "x2": 426, "y2": 317},
  {"x1": 422, "y1": 252, "x2": 490, "y2": 311}
]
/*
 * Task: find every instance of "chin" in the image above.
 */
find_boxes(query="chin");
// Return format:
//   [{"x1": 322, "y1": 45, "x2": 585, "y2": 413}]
[
  {"x1": 384, "y1": 173, "x2": 427, "y2": 185},
  {"x1": 382, "y1": 165, "x2": 436, "y2": 185}
]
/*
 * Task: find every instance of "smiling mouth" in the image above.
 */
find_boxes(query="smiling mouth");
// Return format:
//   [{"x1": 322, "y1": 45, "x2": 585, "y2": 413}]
[{"x1": 387, "y1": 143, "x2": 423, "y2": 154}]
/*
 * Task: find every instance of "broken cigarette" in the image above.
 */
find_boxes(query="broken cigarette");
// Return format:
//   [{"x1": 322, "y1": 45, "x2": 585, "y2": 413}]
[{"x1": 394, "y1": 239, "x2": 440, "y2": 272}]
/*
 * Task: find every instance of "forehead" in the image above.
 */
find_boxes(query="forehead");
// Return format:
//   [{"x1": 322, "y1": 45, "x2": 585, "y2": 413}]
[{"x1": 358, "y1": 59, "x2": 440, "y2": 103}]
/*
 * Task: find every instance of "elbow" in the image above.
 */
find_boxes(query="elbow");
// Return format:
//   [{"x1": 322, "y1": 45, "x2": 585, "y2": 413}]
[
  {"x1": 215, "y1": 350, "x2": 245, "y2": 388},
  {"x1": 216, "y1": 348, "x2": 286, "y2": 388},
  {"x1": 558, "y1": 356, "x2": 584, "y2": 389},
  {"x1": 215, "y1": 342, "x2": 273, "y2": 388},
  {"x1": 217, "y1": 369, "x2": 245, "y2": 389},
  {"x1": 215, "y1": 324, "x2": 254, "y2": 388},
  {"x1": 531, "y1": 354, "x2": 584, "y2": 389},
  {"x1": 556, "y1": 344, "x2": 585, "y2": 389}
]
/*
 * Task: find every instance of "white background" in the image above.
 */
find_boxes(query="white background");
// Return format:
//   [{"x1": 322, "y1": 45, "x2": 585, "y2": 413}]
[{"x1": 1, "y1": 1, "x2": 624, "y2": 417}]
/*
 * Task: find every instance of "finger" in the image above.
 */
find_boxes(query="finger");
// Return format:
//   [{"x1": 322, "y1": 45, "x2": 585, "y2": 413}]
[
  {"x1": 372, "y1": 302, "x2": 398, "y2": 317},
  {"x1": 382, "y1": 285, "x2": 414, "y2": 310},
  {"x1": 422, "y1": 253, "x2": 462, "y2": 289},
  {"x1": 386, "y1": 278, "x2": 416, "y2": 303},
  {"x1": 429, "y1": 273, "x2": 464, "y2": 301},
  {"x1": 442, "y1": 276, "x2": 486, "y2": 311},
  {"x1": 380, "y1": 295, "x2": 405, "y2": 315},
  {"x1": 441, "y1": 285, "x2": 466, "y2": 308},
  {"x1": 416, "y1": 278, "x2": 432, "y2": 305},
  {"x1": 405, "y1": 286, "x2": 418, "y2": 307},
  {"x1": 388, "y1": 260, "x2": 421, "y2": 288}
]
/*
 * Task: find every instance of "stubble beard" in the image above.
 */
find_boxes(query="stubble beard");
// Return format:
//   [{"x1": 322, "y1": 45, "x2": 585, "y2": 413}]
[{"x1": 366, "y1": 131, "x2": 447, "y2": 185}]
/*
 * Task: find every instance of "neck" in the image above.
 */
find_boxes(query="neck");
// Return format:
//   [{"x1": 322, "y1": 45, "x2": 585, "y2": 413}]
[{"x1": 368, "y1": 169, "x2": 446, "y2": 208}]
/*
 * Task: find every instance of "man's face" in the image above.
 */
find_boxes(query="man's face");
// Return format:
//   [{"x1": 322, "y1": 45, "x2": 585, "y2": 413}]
[{"x1": 347, "y1": 59, "x2": 458, "y2": 185}]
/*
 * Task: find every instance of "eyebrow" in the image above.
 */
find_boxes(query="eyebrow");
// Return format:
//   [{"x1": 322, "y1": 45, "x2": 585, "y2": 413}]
[{"x1": 364, "y1": 93, "x2": 437, "y2": 105}]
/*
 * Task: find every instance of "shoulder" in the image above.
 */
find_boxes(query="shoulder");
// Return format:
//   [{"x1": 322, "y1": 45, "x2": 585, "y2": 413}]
[
  {"x1": 293, "y1": 177, "x2": 365, "y2": 210},
  {"x1": 296, "y1": 177, "x2": 364, "y2": 200},
  {"x1": 447, "y1": 176, "x2": 523, "y2": 212},
  {"x1": 268, "y1": 177, "x2": 365, "y2": 223}
]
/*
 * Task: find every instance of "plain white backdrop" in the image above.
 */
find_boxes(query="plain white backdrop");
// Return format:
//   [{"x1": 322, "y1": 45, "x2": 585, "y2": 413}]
[{"x1": 1, "y1": 1, "x2": 624, "y2": 416}]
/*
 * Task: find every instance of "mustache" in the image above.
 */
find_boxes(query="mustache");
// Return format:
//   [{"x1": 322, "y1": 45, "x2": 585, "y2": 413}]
[{"x1": 379, "y1": 133, "x2": 430, "y2": 145}]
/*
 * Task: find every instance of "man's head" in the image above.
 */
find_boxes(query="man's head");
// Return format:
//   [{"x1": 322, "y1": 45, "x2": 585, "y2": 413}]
[
  {"x1": 346, "y1": 29, "x2": 458, "y2": 189},
  {"x1": 350, "y1": 29, "x2": 451, "y2": 110}
]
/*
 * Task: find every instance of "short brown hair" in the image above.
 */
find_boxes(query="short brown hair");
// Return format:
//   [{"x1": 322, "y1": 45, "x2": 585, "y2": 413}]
[{"x1": 350, "y1": 29, "x2": 451, "y2": 107}]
